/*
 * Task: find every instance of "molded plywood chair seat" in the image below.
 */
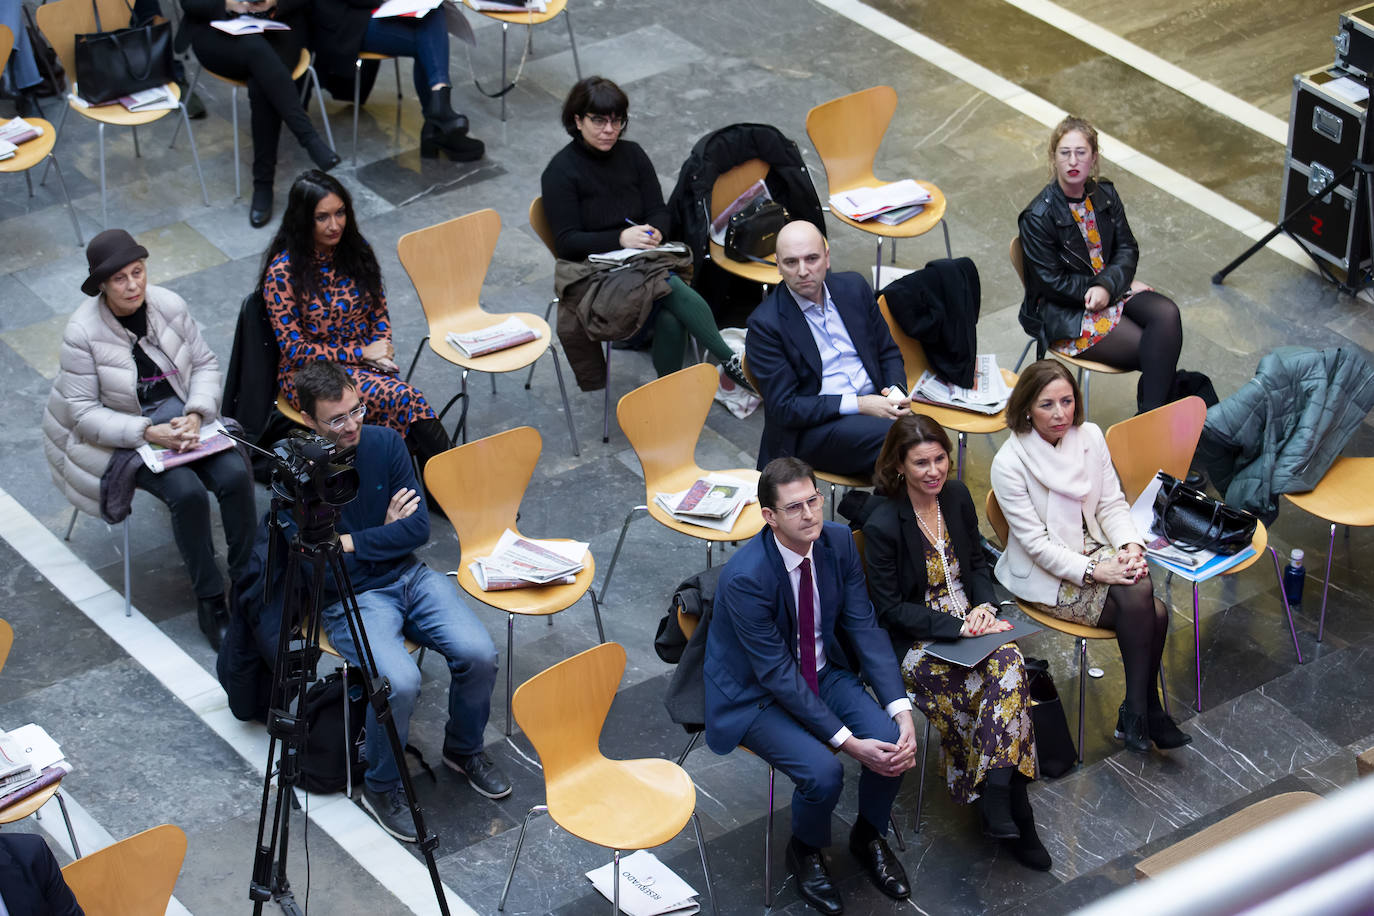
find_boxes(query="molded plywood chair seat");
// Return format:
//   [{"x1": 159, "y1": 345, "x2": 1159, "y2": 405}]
[
  {"x1": 1104, "y1": 398, "x2": 1297, "y2": 711},
  {"x1": 425, "y1": 426, "x2": 604, "y2": 735},
  {"x1": 172, "y1": 47, "x2": 332, "y2": 200},
  {"x1": 1009, "y1": 236, "x2": 1128, "y2": 417},
  {"x1": 806, "y1": 85, "x2": 951, "y2": 280},
  {"x1": 352, "y1": 52, "x2": 403, "y2": 166},
  {"x1": 397, "y1": 208, "x2": 579, "y2": 454},
  {"x1": 600, "y1": 364, "x2": 764, "y2": 601},
  {"x1": 876, "y1": 294, "x2": 1014, "y2": 479},
  {"x1": 61, "y1": 823, "x2": 186, "y2": 915},
  {"x1": 1133, "y1": 792, "x2": 1320, "y2": 880},
  {"x1": 36, "y1": 0, "x2": 209, "y2": 225},
  {"x1": 1281, "y1": 457, "x2": 1374, "y2": 642},
  {"x1": 707, "y1": 158, "x2": 783, "y2": 288},
  {"x1": 0, "y1": 618, "x2": 11, "y2": 674},
  {"x1": 462, "y1": 0, "x2": 581, "y2": 122},
  {"x1": 498, "y1": 642, "x2": 717, "y2": 914}
]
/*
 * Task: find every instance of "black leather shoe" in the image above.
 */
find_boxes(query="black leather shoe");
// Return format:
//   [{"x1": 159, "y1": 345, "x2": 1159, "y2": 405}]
[
  {"x1": 1147, "y1": 710, "x2": 1194, "y2": 750},
  {"x1": 979, "y1": 783, "x2": 1020, "y2": 839},
  {"x1": 305, "y1": 135, "x2": 341, "y2": 172},
  {"x1": 249, "y1": 185, "x2": 273, "y2": 228},
  {"x1": 1114, "y1": 705, "x2": 1152, "y2": 754},
  {"x1": 848, "y1": 832, "x2": 909, "y2": 901},
  {"x1": 785, "y1": 842, "x2": 843, "y2": 915},
  {"x1": 196, "y1": 594, "x2": 228, "y2": 651}
]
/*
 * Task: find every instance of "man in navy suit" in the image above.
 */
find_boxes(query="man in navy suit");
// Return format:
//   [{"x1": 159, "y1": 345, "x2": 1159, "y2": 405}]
[
  {"x1": 704, "y1": 457, "x2": 914, "y2": 914},
  {"x1": 0, "y1": 833, "x2": 83, "y2": 915},
  {"x1": 746, "y1": 221, "x2": 910, "y2": 476}
]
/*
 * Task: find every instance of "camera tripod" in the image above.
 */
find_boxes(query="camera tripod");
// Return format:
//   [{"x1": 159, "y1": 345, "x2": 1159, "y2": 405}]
[{"x1": 249, "y1": 495, "x2": 451, "y2": 916}]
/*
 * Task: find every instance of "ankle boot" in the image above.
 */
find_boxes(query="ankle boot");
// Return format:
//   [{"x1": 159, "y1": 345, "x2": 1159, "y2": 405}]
[
  {"x1": 421, "y1": 86, "x2": 484, "y2": 162},
  {"x1": 1007, "y1": 775, "x2": 1051, "y2": 870},
  {"x1": 1114, "y1": 704, "x2": 1152, "y2": 754}
]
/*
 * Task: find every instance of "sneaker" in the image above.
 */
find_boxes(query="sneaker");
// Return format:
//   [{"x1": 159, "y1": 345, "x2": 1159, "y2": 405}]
[
  {"x1": 721, "y1": 354, "x2": 756, "y2": 394},
  {"x1": 443, "y1": 749, "x2": 512, "y2": 799},
  {"x1": 360, "y1": 785, "x2": 418, "y2": 842}
]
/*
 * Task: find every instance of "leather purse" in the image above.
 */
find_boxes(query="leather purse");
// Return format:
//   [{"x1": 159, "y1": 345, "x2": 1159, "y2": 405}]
[
  {"x1": 74, "y1": 0, "x2": 174, "y2": 104},
  {"x1": 1151, "y1": 472, "x2": 1257, "y2": 555},
  {"x1": 724, "y1": 197, "x2": 788, "y2": 265},
  {"x1": 1024, "y1": 656, "x2": 1076, "y2": 777}
]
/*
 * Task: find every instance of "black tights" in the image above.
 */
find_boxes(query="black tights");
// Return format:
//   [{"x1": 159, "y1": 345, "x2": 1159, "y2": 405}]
[
  {"x1": 1079, "y1": 291, "x2": 1182, "y2": 412},
  {"x1": 1097, "y1": 573, "x2": 1169, "y2": 715}
]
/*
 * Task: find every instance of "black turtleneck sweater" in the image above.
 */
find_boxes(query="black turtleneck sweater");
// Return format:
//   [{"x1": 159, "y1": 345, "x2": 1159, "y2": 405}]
[{"x1": 539, "y1": 137, "x2": 670, "y2": 260}]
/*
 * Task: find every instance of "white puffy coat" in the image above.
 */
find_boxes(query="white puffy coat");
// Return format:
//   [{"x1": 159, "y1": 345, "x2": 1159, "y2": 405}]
[{"x1": 42, "y1": 285, "x2": 223, "y2": 517}]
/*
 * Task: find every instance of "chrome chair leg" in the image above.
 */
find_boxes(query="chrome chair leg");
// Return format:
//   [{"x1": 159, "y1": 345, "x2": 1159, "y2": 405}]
[
  {"x1": 914, "y1": 717, "x2": 931, "y2": 833},
  {"x1": 564, "y1": 8, "x2": 582, "y2": 80},
  {"x1": 587, "y1": 588, "x2": 605, "y2": 644},
  {"x1": 549, "y1": 344, "x2": 580, "y2": 457},
  {"x1": 1317, "y1": 521, "x2": 1337, "y2": 641},
  {"x1": 764, "y1": 764, "x2": 775, "y2": 908},
  {"x1": 602, "y1": 341, "x2": 613, "y2": 443},
  {"x1": 497, "y1": 804, "x2": 547, "y2": 911},
  {"x1": 122, "y1": 519, "x2": 131, "y2": 617},
  {"x1": 598, "y1": 505, "x2": 646, "y2": 602},
  {"x1": 505, "y1": 613, "x2": 515, "y2": 736},
  {"x1": 691, "y1": 812, "x2": 719, "y2": 916},
  {"x1": 404, "y1": 335, "x2": 429, "y2": 382},
  {"x1": 1076, "y1": 636, "x2": 1087, "y2": 762},
  {"x1": 54, "y1": 791, "x2": 81, "y2": 858},
  {"x1": 64, "y1": 508, "x2": 79, "y2": 540},
  {"x1": 610, "y1": 848, "x2": 621, "y2": 915}
]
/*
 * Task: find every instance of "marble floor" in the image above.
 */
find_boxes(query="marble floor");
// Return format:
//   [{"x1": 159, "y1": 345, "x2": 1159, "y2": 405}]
[{"x1": 1, "y1": 0, "x2": 1371, "y2": 913}]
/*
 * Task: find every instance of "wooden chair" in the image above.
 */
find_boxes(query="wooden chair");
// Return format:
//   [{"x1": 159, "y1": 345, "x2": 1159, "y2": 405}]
[
  {"x1": 1281, "y1": 457, "x2": 1374, "y2": 641},
  {"x1": 1009, "y1": 236, "x2": 1128, "y2": 417},
  {"x1": 36, "y1": 0, "x2": 209, "y2": 225},
  {"x1": 397, "y1": 209, "x2": 579, "y2": 454},
  {"x1": 1134, "y1": 792, "x2": 1319, "y2": 880},
  {"x1": 0, "y1": 619, "x2": 10, "y2": 674},
  {"x1": 707, "y1": 158, "x2": 783, "y2": 290},
  {"x1": 1105, "y1": 399, "x2": 1299, "y2": 711},
  {"x1": 463, "y1": 0, "x2": 580, "y2": 122},
  {"x1": 425, "y1": 426, "x2": 604, "y2": 735},
  {"x1": 806, "y1": 86, "x2": 950, "y2": 281},
  {"x1": 498, "y1": 642, "x2": 717, "y2": 915},
  {"x1": 61, "y1": 823, "x2": 186, "y2": 914},
  {"x1": 876, "y1": 294, "x2": 1015, "y2": 480},
  {"x1": 0, "y1": 26, "x2": 82, "y2": 245},
  {"x1": 600, "y1": 364, "x2": 764, "y2": 601},
  {"x1": 351, "y1": 52, "x2": 403, "y2": 166},
  {"x1": 171, "y1": 47, "x2": 332, "y2": 200}
]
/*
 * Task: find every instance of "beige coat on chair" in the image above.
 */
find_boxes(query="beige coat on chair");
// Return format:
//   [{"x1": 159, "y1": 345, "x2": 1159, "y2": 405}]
[
  {"x1": 990, "y1": 421, "x2": 1142, "y2": 606},
  {"x1": 42, "y1": 285, "x2": 223, "y2": 517}
]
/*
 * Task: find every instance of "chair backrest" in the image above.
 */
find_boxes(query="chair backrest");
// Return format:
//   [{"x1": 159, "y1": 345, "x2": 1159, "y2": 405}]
[
  {"x1": 616, "y1": 363, "x2": 718, "y2": 493},
  {"x1": 512, "y1": 642, "x2": 625, "y2": 784},
  {"x1": 396, "y1": 209, "x2": 500, "y2": 328},
  {"x1": 876, "y1": 294, "x2": 926, "y2": 391},
  {"x1": 851, "y1": 528, "x2": 867, "y2": 575},
  {"x1": 0, "y1": 25, "x2": 13, "y2": 72},
  {"x1": 37, "y1": 0, "x2": 133, "y2": 82},
  {"x1": 805, "y1": 85, "x2": 897, "y2": 194},
  {"x1": 423, "y1": 426, "x2": 541, "y2": 557},
  {"x1": 739, "y1": 352, "x2": 764, "y2": 398},
  {"x1": 1104, "y1": 396, "x2": 1208, "y2": 503},
  {"x1": 0, "y1": 619, "x2": 13, "y2": 676},
  {"x1": 677, "y1": 606, "x2": 698, "y2": 641},
  {"x1": 61, "y1": 823, "x2": 187, "y2": 916},
  {"x1": 1009, "y1": 236, "x2": 1027, "y2": 288},
  {"x1": 528, "y1": 196, "x2": 557, "y2": 258},
  {"x1": 710, "y1": 158, "x2": 770, "y2": 220},
  {"x1": 985, "y1": 489, "x2": 1009, "y2": 546}
]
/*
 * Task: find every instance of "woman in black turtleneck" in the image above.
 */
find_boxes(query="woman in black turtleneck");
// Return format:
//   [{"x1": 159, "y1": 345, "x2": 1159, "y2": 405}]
[{"x1": 540, "y1": 76, "x2": 750, "y2": 389}]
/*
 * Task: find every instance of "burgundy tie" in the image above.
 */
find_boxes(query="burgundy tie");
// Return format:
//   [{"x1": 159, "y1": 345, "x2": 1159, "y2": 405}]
[{"x1": 798, "y1": 557, "x2": 820, "y2": 695}]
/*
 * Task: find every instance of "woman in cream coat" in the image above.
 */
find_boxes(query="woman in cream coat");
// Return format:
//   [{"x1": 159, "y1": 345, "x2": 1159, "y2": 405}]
[
  {"x1": 990, "y1": 359, "x2": 1189, "y2": 754},
  {"x1": 43, "y1": 230, "x2": 255, "y2": 650}
]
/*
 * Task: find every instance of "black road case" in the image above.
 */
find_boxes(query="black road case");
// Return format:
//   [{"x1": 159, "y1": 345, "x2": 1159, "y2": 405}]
[{"x1": 1336, "y1": 4, "x2": 1374, "y2": 78}]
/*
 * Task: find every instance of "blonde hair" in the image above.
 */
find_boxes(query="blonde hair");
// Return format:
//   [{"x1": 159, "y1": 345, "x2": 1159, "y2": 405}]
[{"x1": 1048, "y1": 116, "x2": 1100, "y2": 184}]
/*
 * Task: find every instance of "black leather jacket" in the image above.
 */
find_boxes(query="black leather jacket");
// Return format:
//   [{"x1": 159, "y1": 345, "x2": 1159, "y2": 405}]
[{"x1": 1016, "y1": 178, "x2": 1138, "y2": 346}]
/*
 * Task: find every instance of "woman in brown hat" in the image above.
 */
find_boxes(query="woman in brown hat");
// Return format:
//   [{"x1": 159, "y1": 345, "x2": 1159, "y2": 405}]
[{"x1": 42, "y1": 229, "x2": 257, "y2": 650}]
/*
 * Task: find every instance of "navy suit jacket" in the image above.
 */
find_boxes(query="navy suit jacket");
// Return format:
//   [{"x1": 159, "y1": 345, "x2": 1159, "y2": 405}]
[
  {"x1": 745, "y1": 271, "x2": 907, "y2": 469},
  {"x1": 703, "y1": 522, "x2": 907, "y2": 754},
  {"x1": 0, "y1": 834, "x2": 83, "y2": 916}
]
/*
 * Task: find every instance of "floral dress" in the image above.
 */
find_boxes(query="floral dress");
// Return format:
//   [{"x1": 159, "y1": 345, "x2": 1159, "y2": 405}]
[
  {"x1": 1051, "y1": 196, "x2": 1130, "y2": 357},
  {"x1": 264, "y1": 250, "x2": 437, "y2": 436},
  {"x1": 1029, "y1": 524, "x2": 1115, "y2": 626},
  {"x1": 900, "y1": 536, "x2": 1036, "y2": 803}
]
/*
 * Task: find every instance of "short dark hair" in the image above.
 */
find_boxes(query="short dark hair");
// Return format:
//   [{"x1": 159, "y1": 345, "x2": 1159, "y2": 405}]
[
  {"x1": 293, "y1": 361, "x2": 355, "y2": 419},
  {"x1": 560, "y1": 76, "x2": 629, "y2": 137},
  {"x1": 1005, "y1": 359, "x2": 1084, "y2": 434},
  {"x1": 872, "y1": 414, "x2": 953, "y2": 498},
  {"x1": 759, "y1": 457, "x2": 817, "y2": 510}
]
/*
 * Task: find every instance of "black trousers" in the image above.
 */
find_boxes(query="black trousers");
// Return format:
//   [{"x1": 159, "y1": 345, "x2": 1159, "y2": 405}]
[
  {"x1": 184, "y1": 24, "x2": 315, "y2": 187},
  {"x1": 134, "y1": 448, "x2": 256, "y2": 599}
]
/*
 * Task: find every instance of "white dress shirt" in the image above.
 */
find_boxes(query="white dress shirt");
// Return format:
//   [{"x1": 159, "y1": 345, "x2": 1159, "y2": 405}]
[{"x1": 787, "y1": 284, "x2": 877, "y2": 415}]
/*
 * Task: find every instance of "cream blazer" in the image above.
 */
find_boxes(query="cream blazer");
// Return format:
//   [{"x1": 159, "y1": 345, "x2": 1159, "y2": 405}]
[{"x1": 990, "y1": 422, "x2": 1142, "y2": 605}]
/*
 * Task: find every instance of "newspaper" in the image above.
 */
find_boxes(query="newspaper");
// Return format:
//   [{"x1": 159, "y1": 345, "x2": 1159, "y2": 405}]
[
  {"x1": 911, "y1": 355, "x2": 1010, "y2": 414},
  {"x1": 829, "y1": 179, "x2": 931, "y2": 221},
  {"x1": 588, "y1": 241, "x2": 688, "y2": 266},
  {"x1": 670, "y1": 478, "x2": 747, "y2": 520},
  {"x1": 210, "y1": 16, "x2": 292, "y2": 34},
  {"x1": 586, "y1": 850, "x2": 699, "y2": 916},
  {"x1": 467, "y1": 529, "x2": 586, "y2": 592},
  {"x1": 1128, "y1": 473, "x2": 1257, "y2": 583},
  {"x1": 0, "y1": 724, "x2": 71, "y2": 800},
  {"x1": 120, "y1": 86, "x2": 178, "y2": 112},
  {"x1": 445, "y1": 317, "x2": 540, "y2": 358},
  {"x1": 136, "y1": 420, "x2": 234, "y2": 474},
  {"x1": 655, "y1": 473, "x2": 756, "y2": 532},
  {"x1": 373, "y1": 0, "x2": 444, "y2": 16}
]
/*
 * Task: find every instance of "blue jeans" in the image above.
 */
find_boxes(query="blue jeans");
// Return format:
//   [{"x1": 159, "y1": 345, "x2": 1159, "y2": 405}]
[
  {"x1": 362, "y1": 10, "x2": 451, "y2": 108},
  {"x1": 321, "y1": 558, "x2": 497, "y2": 793}
]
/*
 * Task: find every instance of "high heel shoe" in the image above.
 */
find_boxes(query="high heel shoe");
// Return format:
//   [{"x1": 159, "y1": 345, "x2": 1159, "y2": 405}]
[
  {"x1": 979, "y1": 783, "x2": 1019, "y2": 839},
  {"x1": 1146, "y1": 710, "x2": 1193, "y2": 749},
  {"x1": 1114, "y1": 704, "x2": 1152, "y2": 754},
  {"x1": 420, "y1": 86, "x2": 484, "y2": 162}
]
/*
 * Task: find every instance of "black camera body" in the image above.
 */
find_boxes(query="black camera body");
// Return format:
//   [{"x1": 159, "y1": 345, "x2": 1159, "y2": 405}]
[{"x1": 269, "y1": 430, "x2": 360, "y2": 545}]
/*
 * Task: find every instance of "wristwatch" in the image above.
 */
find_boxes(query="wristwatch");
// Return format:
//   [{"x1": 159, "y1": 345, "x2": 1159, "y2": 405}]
[{"x1": 1083, "y1": 559, "x2": 1098, "y2": 586}]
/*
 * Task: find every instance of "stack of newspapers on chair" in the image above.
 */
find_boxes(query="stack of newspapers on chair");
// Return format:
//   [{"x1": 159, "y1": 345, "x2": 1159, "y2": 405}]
[
  {"x1": 655, "y1": 473, "x2": 755, "y2": 532},
  {"x1": 0, "y1": 724, "x2": 71, "y2": 807},
  {"x1": 467, "y1": 529, "x2": 586, "y2": 591},
  {"x1": 911, "y1": 354, "x2": 1010, "y2": 414}
]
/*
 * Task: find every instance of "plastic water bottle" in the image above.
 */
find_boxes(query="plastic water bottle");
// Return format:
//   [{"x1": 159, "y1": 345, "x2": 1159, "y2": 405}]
[{"x1": 1282, "y1": 548, "x2": 1305, "y2": 608}]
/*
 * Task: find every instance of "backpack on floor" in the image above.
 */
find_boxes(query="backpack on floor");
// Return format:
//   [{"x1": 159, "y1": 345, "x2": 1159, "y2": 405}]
[{"x1": 299, "y1": 667, "x2": 368, "y2": 794}]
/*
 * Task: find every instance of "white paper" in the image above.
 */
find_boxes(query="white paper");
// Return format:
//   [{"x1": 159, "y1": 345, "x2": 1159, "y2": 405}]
[
  {"x1": 467, "y1": 0, "x2": 548, "y2": 11},
  {"x1": 1326, "y1": 76, "x2": 1370, "y2": 104},
  {"x1": 829, "y1": 179, "x2": 931, "y2": 221},
  {"x1": 9, "y1": 724, "x2": 65, "y2": 771},
  {"x1": 588, "y1": 242, "x2": 688, "y2": 265},
  {"x1": 585, "y1": 850, "x2": 699, "y2": 916},
  {"x1": 373, "y1": 0, "x2": 444, "y2": 17}
]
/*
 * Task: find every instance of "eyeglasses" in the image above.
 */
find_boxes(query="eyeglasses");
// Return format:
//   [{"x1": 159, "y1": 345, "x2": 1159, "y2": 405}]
[
  {"x1": 772, "y1": 493, "x2": 823, "y2": 518},
  {"x1": 322, "y1": 403, "x2": 366, "y2": 432},
  {"x1": 584, "y1": 114, "x2": 627, "y2": 132}
]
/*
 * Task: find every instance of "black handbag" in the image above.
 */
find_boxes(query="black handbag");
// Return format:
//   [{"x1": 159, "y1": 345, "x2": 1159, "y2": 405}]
[
  {"x1": 74, "y1": 0, "x2": 174, "y2": 104},
  {"x1": 1151, "y1": 472, "x2": 1256, "y2": 555},
  {"x1": 1025, "y1": 657, "x2": 1077, "y2": 777},
  {"x1": 724, "y1": 197, "x2": 788, "y2": 264}
]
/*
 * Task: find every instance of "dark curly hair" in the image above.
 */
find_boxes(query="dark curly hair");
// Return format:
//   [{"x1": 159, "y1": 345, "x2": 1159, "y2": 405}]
[
  {"x1": 872, "y1": 414, "x2": 952, "y2": 499},
  {"x1": 560, "y1": 76, "x2": 629, "y2": 137},
  {"x1": 259, "y1": 170, "x2": 383, "y2": 316}
]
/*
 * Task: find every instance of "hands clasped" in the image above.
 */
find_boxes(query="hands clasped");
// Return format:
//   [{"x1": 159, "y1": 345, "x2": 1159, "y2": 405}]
[
  {"x1": 146, "y1": 413, "x2": 202, "y2": 452},
  {"x1": 959, "y1": 603, "x2": 1012, "y2": 638},
  {"x1": 843, "y1": 711, "x2": 918, "y2": 778}
]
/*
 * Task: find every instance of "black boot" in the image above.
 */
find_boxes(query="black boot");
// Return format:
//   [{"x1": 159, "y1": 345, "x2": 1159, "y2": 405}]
[
  {"x1": 1007, "y1": 774, "x2": 1051, "y2": 871},
  {"x1": 1114, "y1": 704, "x2": 1152, "y2": 754},
  {"x1": 420, "y1": 86, "x2": 484, "y2": 162},
  {"x1": 979, "y1": 782, "x2": 1019, "y2": 839},
  {"x1": 197, "y1": 594, "x2": 229, "y2": 651}
]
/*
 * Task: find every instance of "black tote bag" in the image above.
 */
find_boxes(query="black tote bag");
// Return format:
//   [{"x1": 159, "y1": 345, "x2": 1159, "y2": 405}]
[
  {"x1": 1025, "y1": 656, "x2": 1078, "y2": 777},
  {"x1": 74, "y1": 0, "x2": 174, "y2": 104}
]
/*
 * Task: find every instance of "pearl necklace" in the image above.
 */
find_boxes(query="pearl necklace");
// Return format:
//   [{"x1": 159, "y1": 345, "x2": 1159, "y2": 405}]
[{"x1": 913, "y1": 500, "x2": 966, "y2": 619}]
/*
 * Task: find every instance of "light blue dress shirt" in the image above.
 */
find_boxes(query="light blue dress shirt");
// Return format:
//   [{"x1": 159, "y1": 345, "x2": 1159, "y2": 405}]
[{"x1": 787, "y1": 284, "x2": 877, "y2": 415}]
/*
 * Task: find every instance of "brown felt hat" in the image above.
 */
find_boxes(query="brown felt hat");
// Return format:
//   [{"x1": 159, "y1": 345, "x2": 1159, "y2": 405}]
[{"x1": 81, "y1": 229, "x2": 149, "y2": 297}]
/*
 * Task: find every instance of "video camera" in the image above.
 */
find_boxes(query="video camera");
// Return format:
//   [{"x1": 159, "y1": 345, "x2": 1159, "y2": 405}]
[{"x1": 269, "y1": 430, "x2": 360, "y2": 545}]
